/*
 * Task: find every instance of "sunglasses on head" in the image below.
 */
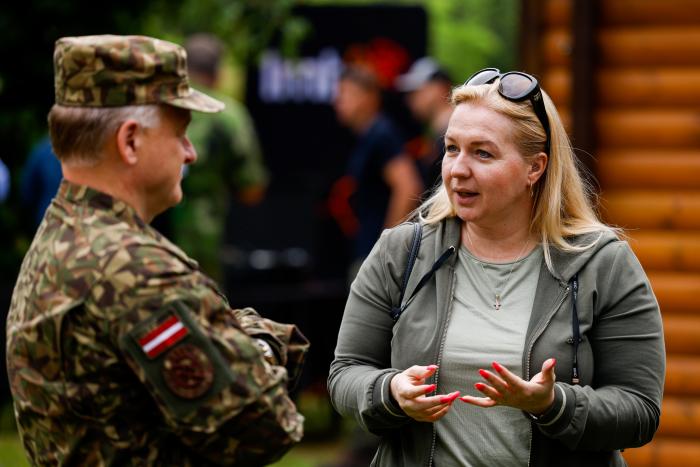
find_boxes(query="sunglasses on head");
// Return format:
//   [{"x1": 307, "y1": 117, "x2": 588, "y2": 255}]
[{"x1": 465, "y1": 68, "x2": 551, "y2": 155}]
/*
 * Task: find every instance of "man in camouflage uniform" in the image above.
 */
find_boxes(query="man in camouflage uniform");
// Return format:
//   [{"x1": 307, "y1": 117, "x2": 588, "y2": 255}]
[
  {"x1": 170, "y1": 34, "x2": 268, "y2": 281},
  {"x1": 6, "y1": 35, "x2": 308, "y2": 466}
]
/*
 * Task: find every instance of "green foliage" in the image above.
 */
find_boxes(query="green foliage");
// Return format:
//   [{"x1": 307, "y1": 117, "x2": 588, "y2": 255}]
[
  {"x1": 142, "y1": 0, "x2": 311, "y2": 64},
  {"x1": 428, "y1": 0, "x2": 519, "y2": 80},
  {"x1": 300, "y1": 0, "x2": 520, "y2": 81}
]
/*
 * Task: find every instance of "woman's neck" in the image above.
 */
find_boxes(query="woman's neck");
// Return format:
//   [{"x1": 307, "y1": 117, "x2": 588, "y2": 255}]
[{"x1": 461, "y1": 221, "x2": 536, "y2": 263}]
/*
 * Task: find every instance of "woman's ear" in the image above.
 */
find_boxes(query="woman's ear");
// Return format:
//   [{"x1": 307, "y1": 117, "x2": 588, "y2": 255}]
[
  {"x1": 115, "y1": 120, "x2": 141, "y2": 166},
  {"x1": 528, "y1": 152, "x2": 548, "y2": 184}
]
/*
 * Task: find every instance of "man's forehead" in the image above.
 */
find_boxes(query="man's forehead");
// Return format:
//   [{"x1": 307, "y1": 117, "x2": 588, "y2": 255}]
[{"x1": 163, "y1": 105, "x2": 192, "y2": 125}]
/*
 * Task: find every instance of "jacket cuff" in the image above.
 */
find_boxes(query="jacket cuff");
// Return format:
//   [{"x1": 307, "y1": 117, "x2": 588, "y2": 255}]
[
  {"x1": 252, "y1": 325, "x2": 309, "y2": 389},
  {"x1": 528, "y1": 383, "x2": 575, "y2": 435},
  {"x1": 372, "y1": 370, "x2": 408, "y2": 419}
]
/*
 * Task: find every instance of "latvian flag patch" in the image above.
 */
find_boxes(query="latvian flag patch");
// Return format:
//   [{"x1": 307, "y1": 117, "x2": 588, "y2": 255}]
[{"x1": 139, "y1": 314, "x2": 189, "y2": 359}]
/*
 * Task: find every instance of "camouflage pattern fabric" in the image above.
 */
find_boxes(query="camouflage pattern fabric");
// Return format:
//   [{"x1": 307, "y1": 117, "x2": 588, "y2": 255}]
[
  {"x1": 173, "y1": 88, "x2": 268, "y2": 280},
  {"x1": 6, "y1": 180, "x2": 308, "y2": 466},
  {"x1": 54, "y1": 35, "x2": 224, "y2": 113}
]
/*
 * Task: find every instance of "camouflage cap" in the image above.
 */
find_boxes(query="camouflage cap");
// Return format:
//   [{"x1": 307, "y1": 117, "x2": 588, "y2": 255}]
[{"x1": 54, "y1": 35, "x2": 224, "y2": 113}]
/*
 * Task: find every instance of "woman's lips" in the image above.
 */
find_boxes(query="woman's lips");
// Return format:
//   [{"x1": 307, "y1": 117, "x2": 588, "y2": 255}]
[{"x1": 454, "y1": 190, "x2": 479, "y2": 204}]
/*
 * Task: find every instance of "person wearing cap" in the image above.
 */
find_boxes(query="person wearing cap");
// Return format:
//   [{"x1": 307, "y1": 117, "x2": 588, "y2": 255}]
[
  {"x1": 396, "y1": 57, "x2": 454, "y2": 192},
  {"x1": 332, "y1": 66, "x2": 423, "y2": 275},
  {"x1": 6, "y1": 35, "x2": 308, "y2": 466},
  {"x1": 171, "y1": 33, "x2": 268, "y2": 281}
]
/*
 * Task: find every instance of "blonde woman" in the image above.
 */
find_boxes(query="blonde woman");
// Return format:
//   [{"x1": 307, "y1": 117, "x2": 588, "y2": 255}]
[{"x1": 328, "y1": 68, "x2": 664, "y2": 466}]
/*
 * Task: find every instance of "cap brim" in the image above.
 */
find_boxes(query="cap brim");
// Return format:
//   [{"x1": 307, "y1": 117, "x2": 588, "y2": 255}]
[
  {"x1": 167, "y1": 88, "x2": 225, "y2": 113},
  {"x1": 395, "y1": 74, "x2": 426, "y2": 92}
]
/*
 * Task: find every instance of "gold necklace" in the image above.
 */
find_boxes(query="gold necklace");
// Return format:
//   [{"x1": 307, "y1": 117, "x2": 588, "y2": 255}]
[{"x1": 466, "y1": 227, "x2": 531, "y2": 311}]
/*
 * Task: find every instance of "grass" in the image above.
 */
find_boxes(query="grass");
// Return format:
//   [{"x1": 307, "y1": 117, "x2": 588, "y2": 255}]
[
  {"x1": 0, "y1": 434, "x2": 29, "y2": 467},
  {"x1": 0, "y1": 433, "x2": 339, "y2": 467},
  {"x1": 271, "y1": 440, "x2": 343, "y2": 467},
  {"x1": 0, "y1": 393, "x2": 347, "y2": 467}
]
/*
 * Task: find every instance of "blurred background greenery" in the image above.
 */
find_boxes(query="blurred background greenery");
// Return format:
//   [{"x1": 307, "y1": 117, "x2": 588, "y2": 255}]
[{"x1": 0, "y1": 0, "x2": 518, "y2": 464}]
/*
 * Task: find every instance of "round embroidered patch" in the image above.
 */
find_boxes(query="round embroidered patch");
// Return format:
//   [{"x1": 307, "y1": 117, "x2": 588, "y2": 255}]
[{"x1": 162, "y1": 344, "x2": 214, "y2": 399}]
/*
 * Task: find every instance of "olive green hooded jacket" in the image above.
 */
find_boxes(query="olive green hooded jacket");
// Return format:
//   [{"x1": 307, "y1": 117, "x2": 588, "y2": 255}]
[{"x1": 329, "y1": 218, "x2": 664, "y2": 466}]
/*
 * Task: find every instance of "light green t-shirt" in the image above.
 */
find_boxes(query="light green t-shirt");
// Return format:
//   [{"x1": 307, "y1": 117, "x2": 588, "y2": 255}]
[{"x1": 434, "y1": 245, "x2": 542, "y2": 467}]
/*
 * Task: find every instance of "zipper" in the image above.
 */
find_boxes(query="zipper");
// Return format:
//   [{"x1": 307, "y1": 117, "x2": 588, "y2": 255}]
[
  {"x1": 524, "y1": 283, "x2": 569, "y2": 467},
  {"x1": 427, "y1": 269, "x2": 457, "y2": 467}
]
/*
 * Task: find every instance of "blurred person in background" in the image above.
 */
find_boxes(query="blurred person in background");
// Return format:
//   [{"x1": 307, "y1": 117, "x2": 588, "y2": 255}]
[
  {"x1": 6, "y1": 34, "x2": 307, "y2": 466},
  {"x1": 329, "y1": 68, "x2": 664, "y2": 466},
  {"x1": 396, "y1": 57, "x2": 454, "y2": 193},
  {"x1": 325, "y1": 65, "x2": 423, "y2": 467},
  {"x1": 332, "y1": 66, "x2": 423, "y2": 279},
  {"x1": 172, "y1": 33, "x2": 269, "y2": 281},
  {"x1": 0, "y1": 157, "x2": 9, "y2": 202},
  {"x1": 20, "y1": 136, "x2": 63, "y2": 228}
]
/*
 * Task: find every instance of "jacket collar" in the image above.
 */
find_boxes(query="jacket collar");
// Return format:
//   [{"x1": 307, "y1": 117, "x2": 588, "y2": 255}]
[
  {"x1": 56, "y1": 179, "x2": 200, "y2": 270},
  {"x1": 57, "y1": 179, "x2": 149, "y2": 231}
]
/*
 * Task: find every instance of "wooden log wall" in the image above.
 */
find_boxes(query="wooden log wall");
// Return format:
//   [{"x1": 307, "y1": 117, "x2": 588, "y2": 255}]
[{"x1": 531, "y1": 0, "x2": 700, "y2": 464}]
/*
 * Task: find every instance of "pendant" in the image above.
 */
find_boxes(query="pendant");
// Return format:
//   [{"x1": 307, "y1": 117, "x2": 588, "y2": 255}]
[{"x1": 494, "y1": 294, "x2": 501, "y2": 311}]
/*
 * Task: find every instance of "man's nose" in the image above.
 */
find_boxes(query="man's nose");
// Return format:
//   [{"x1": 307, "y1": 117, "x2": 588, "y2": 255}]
[{"x1": 183, "y1": 136, "x2": 197, "y2": 164}]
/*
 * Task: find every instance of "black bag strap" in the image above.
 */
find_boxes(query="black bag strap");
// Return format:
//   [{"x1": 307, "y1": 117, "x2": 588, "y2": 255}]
[
  {"x1": 390, "y1": 223, "x2": 422, "y2": 321},
  {"x1": 389, "y1": 223, "x2": 455, "y2": 322},
  {"x1": 403, "y1": 246, "x2": 455, "y2": 310}
]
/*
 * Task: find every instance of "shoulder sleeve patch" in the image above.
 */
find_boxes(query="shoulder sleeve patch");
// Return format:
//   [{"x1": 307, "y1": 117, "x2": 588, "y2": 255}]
[{"x1": 119, "y1": 301, "x2": 235, "y2": 419}]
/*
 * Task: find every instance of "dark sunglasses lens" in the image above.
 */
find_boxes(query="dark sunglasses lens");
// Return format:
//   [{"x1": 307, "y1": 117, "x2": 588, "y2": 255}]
[
  {"x1": 466, "y1": 69, "x2": 500, "y2": 86},
  {"x1": 500, "y1": 73, "x2": 536, "y2": 99}
]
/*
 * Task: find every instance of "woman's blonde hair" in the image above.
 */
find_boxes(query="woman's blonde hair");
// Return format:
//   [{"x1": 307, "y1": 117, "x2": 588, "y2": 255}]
[{"x1": 418, "y1": 80, "x2": 618, "y2": 271}]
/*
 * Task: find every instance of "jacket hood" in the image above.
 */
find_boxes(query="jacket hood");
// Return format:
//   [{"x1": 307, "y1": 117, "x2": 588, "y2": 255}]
[{"x1": 548, "y1": 230, "x2": 620, "y2": 282}]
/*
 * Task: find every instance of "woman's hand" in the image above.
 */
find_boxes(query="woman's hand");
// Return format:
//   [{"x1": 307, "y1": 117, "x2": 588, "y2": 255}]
[
  {"x1": 460, "y1": 358, "x2": 556, "y2": 416},
  {"x1": 390, "y1": 364, "x2": 460, "y2": 422}
]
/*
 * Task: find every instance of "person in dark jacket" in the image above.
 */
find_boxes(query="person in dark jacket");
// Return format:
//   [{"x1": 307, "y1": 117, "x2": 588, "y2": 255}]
[
  {"x1": 328, "y1": 68, "x2": 664, "y2": 466},
  {"x1": 332, "y1": 66, "x2": 423, "y2": 269}
]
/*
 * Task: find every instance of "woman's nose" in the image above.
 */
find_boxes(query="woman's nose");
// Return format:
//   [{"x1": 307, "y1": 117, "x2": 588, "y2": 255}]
[{"x1": 450, "y1": 152, "x2": 471, "y2": 178}]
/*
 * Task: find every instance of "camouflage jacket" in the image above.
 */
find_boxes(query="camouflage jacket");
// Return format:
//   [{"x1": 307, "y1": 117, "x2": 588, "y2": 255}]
[{"x1": 6, "y1": 180, "x2": 308, "y2": 466}]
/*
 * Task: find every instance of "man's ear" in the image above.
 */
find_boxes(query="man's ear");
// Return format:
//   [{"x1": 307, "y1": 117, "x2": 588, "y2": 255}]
[
  {"x1": 115, "y1": 120, "x2": 141, "y2": 166},
  {"x1": 528, "y1": 152, "x2": 548, "y2": 184}
]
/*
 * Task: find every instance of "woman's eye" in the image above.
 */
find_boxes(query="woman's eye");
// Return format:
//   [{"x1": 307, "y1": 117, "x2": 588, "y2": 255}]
[
  {"x1": 445, "y1": 144, "x2": 458, "y2": 153},
  {"x1": 476, "y1": 149, "x2": 493, "y2": 159}
]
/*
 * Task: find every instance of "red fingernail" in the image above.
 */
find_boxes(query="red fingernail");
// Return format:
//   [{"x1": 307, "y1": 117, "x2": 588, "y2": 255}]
[
  {"x1": 492, "y1": 362, "x2": 504, "y2": 372},
  {"x1": 550, "y1": 358, "x2": 556, "y2": 367},
  {"x1": 440, "y1": 391, "x2": 460, "y2": 403},
  {"x1": 427, "y1": 365, "x2": 439, "y2": 370},
  {"x1": 475, "y1": 382, "x2": 485, "y2": 391},
  {"x1": 478, "y1": 369, "x2": 489, "y2": 379},
  {"x1": 424, "y1": 384, "x2": 437, "y2": 394}
]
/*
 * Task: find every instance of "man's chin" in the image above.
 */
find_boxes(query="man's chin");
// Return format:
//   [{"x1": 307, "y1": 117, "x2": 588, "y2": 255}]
[
  {"x1": 171, "y1": 186, "x2": 184, "y2": 205},
  {"x1": 156, "y1": 189, "x2": 183, "y2": 216}
]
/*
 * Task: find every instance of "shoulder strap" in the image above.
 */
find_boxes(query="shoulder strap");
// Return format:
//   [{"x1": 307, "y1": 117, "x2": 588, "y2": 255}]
[
  {"x1": 403, "y1": 246, "x2": 455, "y2": 310},
  {"x1": 390, "y1": 223, "x2": 422, "y2": 321}
]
